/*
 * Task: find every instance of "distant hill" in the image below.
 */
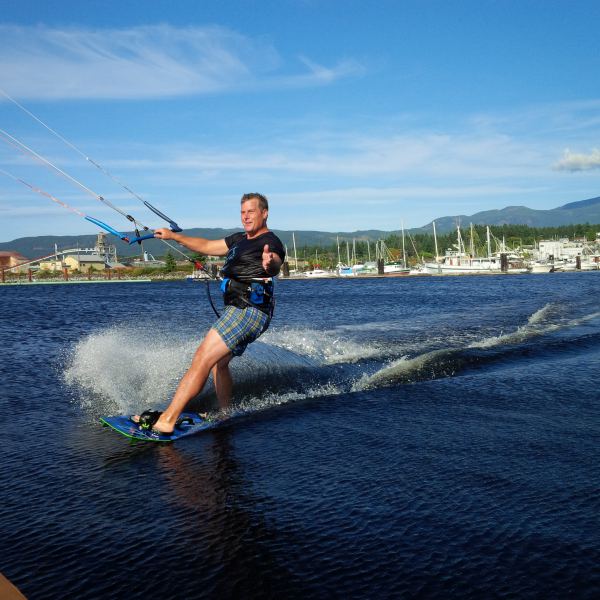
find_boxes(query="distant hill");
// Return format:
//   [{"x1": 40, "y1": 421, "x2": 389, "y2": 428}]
[
  {"x1": 2, "y1": 196, "x2": 600, "y2": 259},
  {"x1": 416, "y1": 196, "x2": 600, "y2": 233},
  {"x1": 0, "y1": 230, "x2": 239, "y2": 261},
  {"x1": 0, "y1": 228, "x2": 402, "y2": 260}
]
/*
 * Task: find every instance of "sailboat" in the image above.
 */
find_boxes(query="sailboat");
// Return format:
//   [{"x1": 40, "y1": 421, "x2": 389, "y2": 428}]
[
  {"x1": 337, "y1": 239, "x2": 356, "y2": 276},
  {"x1": 424, "y1": 223, "x2": 526, "y2": 274},
  {"x1": 377, "y1": 238, "x2": 410, "y2": 275},
  {"x1": 303, "y1": 247, "x2": 331, "y2": 277}
]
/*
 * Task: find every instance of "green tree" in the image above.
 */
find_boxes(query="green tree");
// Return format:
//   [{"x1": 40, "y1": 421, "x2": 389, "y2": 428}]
[{"x1": 164, "y1": 252, "x2": 177, "y2": 273}]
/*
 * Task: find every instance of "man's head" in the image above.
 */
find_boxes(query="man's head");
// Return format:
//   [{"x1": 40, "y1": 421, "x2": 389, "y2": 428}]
[
  {"x1": 241, "y1": 192, "x2": 268, "y2": 211},
  {"x1": 240, "y1": 192, "x2": 269, "y2": 238}
]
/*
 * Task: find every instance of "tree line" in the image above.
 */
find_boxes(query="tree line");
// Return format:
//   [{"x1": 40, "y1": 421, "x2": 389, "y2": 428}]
[
  {"x1": 155, "y1": 222, "x2": 600, "y2": 270},
  {"x1": 284, "y1": 223, "x2": 600, "y2": 269}
]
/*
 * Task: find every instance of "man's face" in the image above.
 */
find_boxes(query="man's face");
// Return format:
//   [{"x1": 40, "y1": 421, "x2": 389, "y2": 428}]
[{"x1": 241, "y1": 199, "x2": 268, "y2": 235}]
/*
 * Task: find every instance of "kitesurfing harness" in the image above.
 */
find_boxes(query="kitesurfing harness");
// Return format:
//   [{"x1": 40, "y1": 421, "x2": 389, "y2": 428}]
[{"x1": 220, "y1": 277, "x2": 275, "y2": 317}]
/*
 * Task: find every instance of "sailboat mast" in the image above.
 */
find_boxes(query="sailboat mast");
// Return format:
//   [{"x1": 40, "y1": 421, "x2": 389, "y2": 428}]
[
  {"x1": 469, "y1": 223, "x2": 475, "y2": 258},
  {"x1": 292, "y1": 232, "x2": 298, "y2": 271},
  {"x1": 456, "y1": 225, "x2": 464, "y2": 265},
  {"x1": 433, "y1": 221, "x2": 440, "y2": 262},
  {"x1": 401, "y1": 221, "x2": 407, "y2": 267}
]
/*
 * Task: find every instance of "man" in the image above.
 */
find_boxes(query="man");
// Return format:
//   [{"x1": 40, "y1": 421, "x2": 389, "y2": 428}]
[{"x1": 135, "y1": 193, "x2": 285, "y2": 434}]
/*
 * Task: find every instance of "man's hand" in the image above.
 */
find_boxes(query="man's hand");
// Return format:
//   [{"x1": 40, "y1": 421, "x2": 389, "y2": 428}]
[
  {"x1": 153, "y1": 228, "x2": 176, "y2": 240},
  {"x1": 262, "y1": 244, "x2": 281, "y2": 275}
]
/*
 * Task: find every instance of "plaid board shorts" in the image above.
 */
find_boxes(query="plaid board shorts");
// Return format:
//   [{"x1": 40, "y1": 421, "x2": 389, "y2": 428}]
[{"x1": 212, "y1": 305, "x2": 270, "y2": 356}]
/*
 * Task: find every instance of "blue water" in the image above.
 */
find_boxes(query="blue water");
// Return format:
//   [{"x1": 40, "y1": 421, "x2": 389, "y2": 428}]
[{"x1": 1, "y1": 274, "x2": 599, "y2": 599}]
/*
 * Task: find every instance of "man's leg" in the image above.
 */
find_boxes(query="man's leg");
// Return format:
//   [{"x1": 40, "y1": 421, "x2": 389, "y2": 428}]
[
  {"x1": 212, "y1": 354, "x2": 233, "y2": 411},
  {"x1": 153, "y1": 328, "x2": 231, "y2": 433}
]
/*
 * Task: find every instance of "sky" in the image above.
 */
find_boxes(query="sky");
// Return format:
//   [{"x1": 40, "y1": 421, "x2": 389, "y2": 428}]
[{"x1": 1, "y1": 0, "x2": 600, "y2": 242}]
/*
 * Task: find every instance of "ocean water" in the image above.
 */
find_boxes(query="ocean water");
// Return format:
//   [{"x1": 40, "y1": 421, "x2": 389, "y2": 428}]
[{"x1": 1, "y1": 274, "x2": 599, "y2": 599}]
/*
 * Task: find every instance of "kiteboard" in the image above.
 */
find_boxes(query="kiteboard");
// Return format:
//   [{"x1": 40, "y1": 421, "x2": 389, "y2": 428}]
[{"x1": 100, "y1": 412, "x2": 220, "y2": 443}]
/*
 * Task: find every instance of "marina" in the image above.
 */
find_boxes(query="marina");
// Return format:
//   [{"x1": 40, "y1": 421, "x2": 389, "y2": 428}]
[
  {"x1": 3, "y1": 220, "x2": 600, "y2": 285},
  {"x1": 273, "y1": 223, "x2": 600, "y2": 279}
]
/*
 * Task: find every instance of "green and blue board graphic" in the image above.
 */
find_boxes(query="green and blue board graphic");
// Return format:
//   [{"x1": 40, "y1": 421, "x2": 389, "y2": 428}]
[{"x1": 100, "y1": 412, "x2": 220, "y2": 443}]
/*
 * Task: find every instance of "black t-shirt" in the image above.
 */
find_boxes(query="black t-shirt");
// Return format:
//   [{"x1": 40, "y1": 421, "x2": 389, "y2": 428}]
[{"x1": 221, "y1": 231, "x2": 286, "y2": 281}]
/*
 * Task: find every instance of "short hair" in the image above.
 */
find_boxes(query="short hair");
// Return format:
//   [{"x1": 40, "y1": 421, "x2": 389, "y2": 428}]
[{"x1": 241, "y1": 193, "x2": 268, "y2": 211}]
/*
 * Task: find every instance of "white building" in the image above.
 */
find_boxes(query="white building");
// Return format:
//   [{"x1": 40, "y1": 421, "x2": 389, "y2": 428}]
[{"x1": 537, "y1": 238, "x2": 586, "y2": 260}]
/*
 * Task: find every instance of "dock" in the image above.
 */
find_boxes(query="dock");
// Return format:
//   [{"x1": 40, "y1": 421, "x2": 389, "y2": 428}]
[{"x1": 0, "y1": 278, "x2": 151, "y2": 286}]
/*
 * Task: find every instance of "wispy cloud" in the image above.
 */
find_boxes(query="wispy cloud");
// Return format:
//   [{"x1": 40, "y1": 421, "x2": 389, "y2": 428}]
[
  {"x1": 0, "y1": 24, "x2": 363, "y2": 100},
  {"x1": 282, "y1": 55, "x2": 366, "y2": 87},
  {"x1": 0, "y1": 204, "x2": 73, "y2": 218},
  {"x1": 275, "y1": 184, "x2": 540, "y2": 206},
  {"x1": 99, "y1": 130, "x2": 546, "y2": 181},
  {"x1": 554, "y1": 148, "x2": 600, "y2": 172}
]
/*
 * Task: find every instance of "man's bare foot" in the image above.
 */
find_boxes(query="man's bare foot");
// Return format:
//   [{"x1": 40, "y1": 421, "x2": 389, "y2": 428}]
[{"x1": 131, "y1": 411, "x2": 174, "y2": 435}]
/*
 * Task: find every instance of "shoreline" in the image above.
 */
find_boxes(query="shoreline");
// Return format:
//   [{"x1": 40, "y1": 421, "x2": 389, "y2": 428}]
[
  {"x1": 2, "y1": 268, "x2": 598, "y2": 286},
  {"x1": 0, "y1": 278, "x2": 152, "y2": 286}
]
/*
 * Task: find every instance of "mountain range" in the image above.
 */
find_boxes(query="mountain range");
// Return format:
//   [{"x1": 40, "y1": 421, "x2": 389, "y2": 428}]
[
  {"x1": 2, "y1": 196, "x2": 600, "y2": 259},
  {"x1": 416, "y1": 196, "x2": 600, "y2": 234}
]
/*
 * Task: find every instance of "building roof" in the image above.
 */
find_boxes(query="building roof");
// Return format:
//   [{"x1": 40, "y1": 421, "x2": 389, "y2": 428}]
[
  {"x1": 0, "y1": 251, "x2": 27, "y2": 259},
  {"x1": 67, "y1": 255, "x2": 107, "y2": 263}
]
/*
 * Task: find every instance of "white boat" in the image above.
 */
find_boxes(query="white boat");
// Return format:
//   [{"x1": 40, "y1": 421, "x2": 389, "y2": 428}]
[
  {"x1": 337, "y1": 264, "x2": 356, "y2": 277},
  {"x1": 186, "y1": 269, "x2": 210, "y2": 281},
  {"x1": 424, "y1": 253, "x2": 502, "y2": 274},
  {"x1": 533, "y1": 238, "x2": 600, "y2": 271},
  {"x1": 336, "y1": 239, "x2": 371, "y2": 276},
  {"x1": 383, "y1": 262, "x2": 410, "y2": 274},
  {"x1": 424, "y1": 223, "x2": 526, "y2": 275},
  {"x1": 303, "y1": 269, "x2": 331, "y2": 278},
  {"x1": 424, "y1": 224, "x2": 500, "y2": 274},
  {"x1": 359, "y1": 261, "x2": 379, "y2": 274},
  {"x1": 528, "y1": 261, "x2": 553, "y2": 274},
  {"x1": 553, "y1": 259, "x2": 578, "y2": 272},
  {"x1": 580, "y1": 259, "x2": 600, "y2": 271},
  {"x1": 376, "y1": 238, "x2": 410, "y2": 275},
  {"x1": 553, "y1": 257, "x2": 600, "y2": 272},
  {"x1": 408, "y1": 266, "x2": 429, "y2": 275}
]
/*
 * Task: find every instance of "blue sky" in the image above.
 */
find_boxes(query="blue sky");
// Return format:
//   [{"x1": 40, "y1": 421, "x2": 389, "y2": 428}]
[{"x1": 1, "y1": 0, "x2": 600, "y2": 242}]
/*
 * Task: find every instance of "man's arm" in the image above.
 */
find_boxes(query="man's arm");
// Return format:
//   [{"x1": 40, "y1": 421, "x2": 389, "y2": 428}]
[{"x1": 154, "y1": 228, "x2": 229, "y2": 256}]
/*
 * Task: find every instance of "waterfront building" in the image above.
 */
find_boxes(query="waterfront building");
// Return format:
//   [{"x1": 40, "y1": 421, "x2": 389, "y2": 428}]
[{"x1": 0, "y1": 251, "x2": 29, "y2": 272}]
